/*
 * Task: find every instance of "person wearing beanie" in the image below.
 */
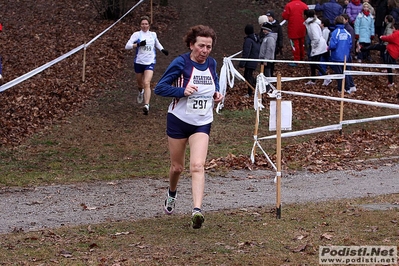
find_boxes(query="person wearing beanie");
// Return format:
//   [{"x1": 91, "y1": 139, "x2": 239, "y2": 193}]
[
  {"x1": 258, "y1": 15, "x2": 268, "y2": 26},
  {"x1": 282, "y1": 0, "x2": 309, "y2": 65},
  {"x1": 259, "y1": 22, "x2": 277, "y2": 87},
  {"x1": 264, "y1": 10, "x2": 283, "y2": 76},
  {"x1": 258, "y1": 15, "x2": 268, "y2": 43},
  {"x1": 239, "y1": 24, "x2": 260, "y2": 97},
  {"x1": 354, "y1": 2, "x2": 375, "y2": 62},
  {"x1": 346, "y1": 0, "x2": 363, "y2": 26}
]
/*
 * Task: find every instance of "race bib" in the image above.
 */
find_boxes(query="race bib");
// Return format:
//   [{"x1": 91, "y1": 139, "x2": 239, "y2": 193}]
[
  {"x1": 142, "y1": 45, "x2": 152, "y2": 52},
  {"x1": 186, "y1": 95, "x2": 213, "y2": 115}
]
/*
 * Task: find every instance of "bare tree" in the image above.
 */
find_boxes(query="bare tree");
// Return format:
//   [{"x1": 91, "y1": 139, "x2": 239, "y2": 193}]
[{"x1": 90, "y1": 0, "x2": 133, "y2": 20}]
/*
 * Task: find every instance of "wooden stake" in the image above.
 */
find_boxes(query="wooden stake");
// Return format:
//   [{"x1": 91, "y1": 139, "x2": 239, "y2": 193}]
[
  {"x1": 151, "y1": 0, "x2": 153, "y2": 24},
  {"x1": 82, "y1": 43, "x2": 86, "y2": 82},
  {"x1": 339, "y1": 56, "x2": 347, "y2": 134},
  {"x1": 276, "y1": 73, "x2": 282, "y2": 219}
]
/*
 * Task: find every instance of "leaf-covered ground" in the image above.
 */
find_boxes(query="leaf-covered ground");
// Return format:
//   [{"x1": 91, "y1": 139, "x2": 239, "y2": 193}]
[{"x1": 1, "y1": 0, "x2": 399, "y2": 173}]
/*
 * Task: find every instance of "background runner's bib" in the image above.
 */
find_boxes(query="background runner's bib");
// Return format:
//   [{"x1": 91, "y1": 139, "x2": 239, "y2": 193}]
[{"x1": 135, "y1": 31, "x2": 157, "y2": 65}]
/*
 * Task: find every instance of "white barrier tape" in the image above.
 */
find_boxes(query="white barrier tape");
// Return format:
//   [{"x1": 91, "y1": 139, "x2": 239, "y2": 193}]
[
  {"x1": 216, "y1": 62, "x2": 228, "y2": 113},
  {"x1": 0, "y1": 44, "x2": 85, "y2": 93},
  {"x1": 255, "y1": 74, "x2": 267, "y2": 110},
  {"x1": 217, "y1": 57, "x2": 247, "y2": 113},
  {"x1": 345, "y1": 70, "x2": 398, "y2": 76},
  {"x1": 250, "y1": 141, "x2": 257, "y2": 163},
  {"x1": 282, "y1": 90, "x2": 399, "y2": 109},
  {"x1": 250, "y1": 140, "x2": 277, "y2": 170},
  {"x1": 85, "y1": 0, "x2": 145, "y2": 48},
  {"x1": 230, "y1": 56, "x2": 399, "y2": 69},
  {"x1": 254, "y1": 74, "x2": 345, "y2": 85},
  {"x1": 274, "y1": 172, "x2": 282, "y2": 183},
  {"x1": 340, "y1": 113, "x2": 399, "y2": 125},
  {"x1": 0, "y1": 1, "x2": 145, "y2": 93},
  {"x1": 220, "y1": 53, "x2": 399, "y2": 101},
  {"x1": 260, "y1": 124, "x2": 342, "y2": 140},
  {"x1": 228, "y1": 50, "x2": 243, "y2": 59},
  {"x1": 258, "y1": 114, "x2": 399, "y2": 141}
]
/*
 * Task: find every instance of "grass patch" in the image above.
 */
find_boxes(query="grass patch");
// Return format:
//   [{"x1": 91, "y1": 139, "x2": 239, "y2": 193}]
[
  {"x1": 1, "y1": 84, "x2": 399, "y2": 186},
  {"x1": 1, "y1": 194, "x2": 398, "y2": 265}
]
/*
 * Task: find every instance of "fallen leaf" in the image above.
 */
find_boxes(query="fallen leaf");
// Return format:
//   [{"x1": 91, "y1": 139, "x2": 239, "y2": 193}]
[{"x1": 320, "y1": 233, "x2": 333, "y2": 240}]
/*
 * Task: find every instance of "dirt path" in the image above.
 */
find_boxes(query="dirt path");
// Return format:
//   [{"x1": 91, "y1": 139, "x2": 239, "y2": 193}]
[
  {"x1": 2, "y1": 1, "x2": 398, "y2": 236},
  {"x1": 1, "y1": 165, "x2": 399, "y2": 234}
]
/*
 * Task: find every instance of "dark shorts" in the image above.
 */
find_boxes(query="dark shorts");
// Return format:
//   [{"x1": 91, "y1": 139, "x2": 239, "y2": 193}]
[
  {"x1": 167, "y1": 113, "x2": 211, "y2": 139},
  {"x1": 134, "y1": 63, "x2": 155, "y2": 73}
]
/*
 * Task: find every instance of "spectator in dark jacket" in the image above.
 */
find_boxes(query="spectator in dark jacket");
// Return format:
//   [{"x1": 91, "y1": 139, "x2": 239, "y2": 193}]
[
  {"x1": 342, "y1": 14, "x2": 356, "y2": 55},
  {"x1": 388, "y1": 0, "x2": 399, "y2": 22},
  {"x1": 375, "y1": 0, "x2": 390, "y2": 38},
  {"x1": 315, "y1": 0, "x2": 343, "y2": 30},
  {"x1": 239, "y1": 24, "x2": 260, "y2": 97},
  {"x1": 342, "y1": 0, "x2": 349, "y2": 14}
]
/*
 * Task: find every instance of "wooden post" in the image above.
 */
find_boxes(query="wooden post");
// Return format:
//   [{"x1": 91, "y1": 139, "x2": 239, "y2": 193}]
[
  {"x1": 82, "y1": 43, "x2": 86, "y2": 82},
  {"x1": 339, "y1": 56, "x2": 347, "y2": 134},
  {"x1": 275, "y1": 73, "x2": 282, "y2": 219},
  {"x1": 150, "y1": 0, "x2": 153, "y2": 24}
]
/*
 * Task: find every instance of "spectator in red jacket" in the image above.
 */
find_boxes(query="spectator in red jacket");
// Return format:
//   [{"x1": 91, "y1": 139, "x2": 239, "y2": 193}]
[
  {"x1": 380, "y1": 22, "x2": 399, "y2": 87},
  {"x1": 282, "y1": 0, "x2": 309, "y2": 66}
]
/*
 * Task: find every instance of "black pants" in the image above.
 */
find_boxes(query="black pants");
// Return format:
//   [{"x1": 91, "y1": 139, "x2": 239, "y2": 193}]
[
  {"x1": 358, "y1": 42, "x2": 371, "y2": 60},
  {"x1": 383, "y1": 51, "x2": 396, "y2": 84},
  {"x1": 362, "y1": 43, "x2": 386, "y2": 62},
  {"x1": 244, "y1": 68, "x2": 256, "y2": 96}
]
